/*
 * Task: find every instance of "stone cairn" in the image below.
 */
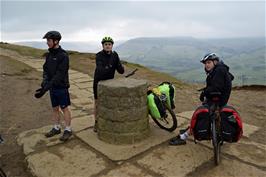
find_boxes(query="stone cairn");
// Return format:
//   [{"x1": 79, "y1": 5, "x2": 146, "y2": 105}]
[{"x1": 97, "y1": 78, "x2": 150, "y2": 144}]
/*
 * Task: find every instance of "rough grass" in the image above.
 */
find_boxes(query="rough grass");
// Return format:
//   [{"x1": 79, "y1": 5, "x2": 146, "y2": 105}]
[
  {"x1": 0, "y1": 55, "x2": 34, "y2": 76},
  {"x1": 0, "y1": 42, "x2": 45, "y2": 58}
]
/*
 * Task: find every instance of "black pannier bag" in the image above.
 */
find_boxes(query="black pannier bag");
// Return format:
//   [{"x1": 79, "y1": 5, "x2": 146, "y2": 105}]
[
  {"x1": 220, "y1": 105, "x2": 243, "y2": 142},
  {"x1": 190, "y1": 105, "x2": 211, "y2": 141}
]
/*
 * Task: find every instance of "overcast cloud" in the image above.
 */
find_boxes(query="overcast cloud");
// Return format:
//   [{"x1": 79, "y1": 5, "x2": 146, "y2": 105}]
[{"x1": 1, "y1": 1, "x2": 265, "y2": 42}]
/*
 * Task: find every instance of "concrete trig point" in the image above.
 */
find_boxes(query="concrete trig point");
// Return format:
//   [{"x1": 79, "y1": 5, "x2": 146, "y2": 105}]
[{"x1": 97, "y1": 78, "x2": 150, "y2": 144}]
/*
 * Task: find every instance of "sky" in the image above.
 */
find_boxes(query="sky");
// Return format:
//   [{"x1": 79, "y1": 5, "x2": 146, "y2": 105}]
[{"x1": 1, "y1": 0, "x2": 265, "y2": 43}]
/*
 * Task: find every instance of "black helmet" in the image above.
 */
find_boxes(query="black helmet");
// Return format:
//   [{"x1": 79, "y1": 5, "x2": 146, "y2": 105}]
[
  {"x1": 201, "y1": 53, "x2": 219, "y2": 63},
  {"x1": 43, "y1": 31, "x2": 62, "y2": 41}
]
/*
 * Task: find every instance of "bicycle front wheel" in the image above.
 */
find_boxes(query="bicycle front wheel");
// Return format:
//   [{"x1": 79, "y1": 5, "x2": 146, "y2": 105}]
[{"x1": 151, "y1": 105, "x2": 177, "y2": 132}]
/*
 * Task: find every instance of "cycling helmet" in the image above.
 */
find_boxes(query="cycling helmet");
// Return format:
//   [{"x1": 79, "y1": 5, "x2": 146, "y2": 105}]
[
  {"x1": 201, "y1": 53, "x2": 220, "y2": 63},
  {"x1": 43, "y1": 31, "x2": 62, "y2": 41},
  {"x1": 101, "y1": 36, "x2": 114, "y2": 44}
]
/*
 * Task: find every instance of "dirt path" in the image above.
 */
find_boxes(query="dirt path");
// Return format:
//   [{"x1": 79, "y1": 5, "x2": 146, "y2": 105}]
[{"x1": 0, "y1": 55, "x2": 52, "y2": 177}]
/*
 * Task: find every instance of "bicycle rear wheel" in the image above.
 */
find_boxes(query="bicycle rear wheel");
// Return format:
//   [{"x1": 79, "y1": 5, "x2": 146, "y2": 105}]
[
  {"x1": 212, "y1": 118, "x2": 220, "y2": 165},
  {"x1": 151, "y1": 105, "x2": 177, "y2": 132}
]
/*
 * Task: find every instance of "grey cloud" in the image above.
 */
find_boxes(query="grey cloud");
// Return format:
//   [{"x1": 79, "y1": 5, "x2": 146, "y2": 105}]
[{"x1": 1, "y1": 1, "x2": 265, "y2": 42}]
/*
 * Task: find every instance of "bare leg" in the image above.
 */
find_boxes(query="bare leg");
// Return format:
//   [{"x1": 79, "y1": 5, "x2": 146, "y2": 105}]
[
  {"x1": 61, "y1": 106, "x2": 71, "y2": 127},
  {"x1": 52, "y1": 106, "x2": 61, "y2": 125},
  {"x1": 45, "y1": 106, "x2": 61, "y2": 137},
  {"x1": 185, "y1": 129, "x2": 191, "y2": 136},
  {"x1": 59, "y1": 106, "x2": 72, "y2": 141}
]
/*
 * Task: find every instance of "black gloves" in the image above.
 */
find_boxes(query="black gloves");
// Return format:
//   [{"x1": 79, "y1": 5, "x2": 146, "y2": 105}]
[
  {"x1": 35, "y1": 81, "x2": 51, "y2": 98},
  {"x1": 34, "y1": 88, "x2": 46, "y2": 99},
  {"x1": 200, "y1": 90, "x2": 205, "y2": 102}
]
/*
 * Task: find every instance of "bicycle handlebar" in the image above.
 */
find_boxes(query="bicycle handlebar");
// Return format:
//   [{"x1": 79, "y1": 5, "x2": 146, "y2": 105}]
[{"x1": 125, "y1": 68, "x2": 138, "y2": 78}]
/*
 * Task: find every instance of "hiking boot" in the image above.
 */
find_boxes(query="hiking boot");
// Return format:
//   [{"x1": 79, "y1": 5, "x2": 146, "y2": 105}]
[
  {"x1": 169, "y1": 135, "x2": 180, "y2": 142},
  {"x1": 45, "y1": 128, "x2": 61, "y2": 138},
  {"x1": 59, "y1": 130, "x2": 72, "y2": 142},
  {"x1": 169, "y1": 135, "x2": 186, "y2": 146}
]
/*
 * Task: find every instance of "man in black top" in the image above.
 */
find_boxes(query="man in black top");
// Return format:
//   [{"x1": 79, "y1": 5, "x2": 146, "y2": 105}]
[
  {"x1": 169, "y1": 53, "x2": 234, "y2": 145},
  {"x1": 34, "y1": 31, "x2": 72, "y2": 141},
  {"x1": 93, "y1": 36, "x2": 125, "y2": 132},
  {"x1": 199, "y1": 53, "x2": 234, "y2": 107}
]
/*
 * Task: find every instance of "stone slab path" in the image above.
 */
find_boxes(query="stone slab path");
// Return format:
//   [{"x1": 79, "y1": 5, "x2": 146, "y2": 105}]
[{"x1": 1, "y1": 48, "x2": 265, "y2": 177}]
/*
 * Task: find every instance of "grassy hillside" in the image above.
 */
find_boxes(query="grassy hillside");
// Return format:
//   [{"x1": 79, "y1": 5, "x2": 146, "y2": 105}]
[
  {"x1": 0, "y1": 42, "x2": 46, "y2": 58},
  {"x1": 177, "y1": 48, "x2": 266, "y2": 85},
  {"x1": 115, "y1": 37, "x2": 265, "y2": 85}
]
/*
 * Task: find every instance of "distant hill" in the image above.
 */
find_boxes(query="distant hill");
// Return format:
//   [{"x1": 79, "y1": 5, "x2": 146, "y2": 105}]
[
  {"x1": 14, "y1": 41, "x2": 101, "y2": 53},
  {"x1": 115, "y1": 37, "x2": 265, "y2": 85},
  {"x1": 14, "y1": 40, "x2": 126, "y2": 53},
  {"x1": 11, "y1": 37, "x2": 266, "y2": 85}
]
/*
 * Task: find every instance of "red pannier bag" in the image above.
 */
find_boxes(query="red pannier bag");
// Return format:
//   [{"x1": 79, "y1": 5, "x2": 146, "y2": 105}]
[
  {"x1": 190, "y1": 105, "x2": 243, "y2": 142},
  {"x1": 220, "y1": 105, "x2": 243, "y2": 142},
  {"x1": 190, "y1": 105, "x2": 211, "y2": 141}
]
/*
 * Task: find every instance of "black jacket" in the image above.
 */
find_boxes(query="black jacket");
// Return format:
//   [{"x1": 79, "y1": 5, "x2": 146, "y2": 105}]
[
  {"x1": 42, "y1": 46, "x2": 70, "y2": 90},
  {"x1": 93, "y1": 50, "x2": 125, "y2": 99},
  {"x1": 203, "y1": 62, "x2": 234, "y2": 106}
]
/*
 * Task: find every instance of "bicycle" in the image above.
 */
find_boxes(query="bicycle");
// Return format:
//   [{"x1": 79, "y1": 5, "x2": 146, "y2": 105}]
[
  {"x1": 125, "y1": 68, "x2": 177, "y2": 132},
  {"x1": 209, "y1": 92, "x2": 223, "y2": 165},
  {"x1": 149, "y1": 93, "x2": 177, "y2": 132}
]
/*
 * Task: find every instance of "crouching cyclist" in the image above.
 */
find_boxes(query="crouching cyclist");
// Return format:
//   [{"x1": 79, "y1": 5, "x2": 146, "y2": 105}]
[{"x1": 169, "y1": 53, "x2": 234, "y2": 145}]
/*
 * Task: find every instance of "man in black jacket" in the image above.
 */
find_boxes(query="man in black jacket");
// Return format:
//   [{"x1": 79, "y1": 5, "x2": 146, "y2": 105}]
[
  {"x1": 93, "y1": 36, "x2": 125, "y2": 132},
  {"x1": 34, "y1": 31, "x2": 72, "y2": 141},
  {"x1": 199, "y1": 53, "x2": 234, "y2": 107},
  {"x1": 169, "y1": 53, "x2": 234, "y2": 145}
]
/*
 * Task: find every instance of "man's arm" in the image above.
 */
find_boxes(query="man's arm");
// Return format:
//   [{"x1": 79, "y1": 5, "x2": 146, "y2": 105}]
[{"x1": 41, "y1": 60, "x2": 49, "y2": 88}]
